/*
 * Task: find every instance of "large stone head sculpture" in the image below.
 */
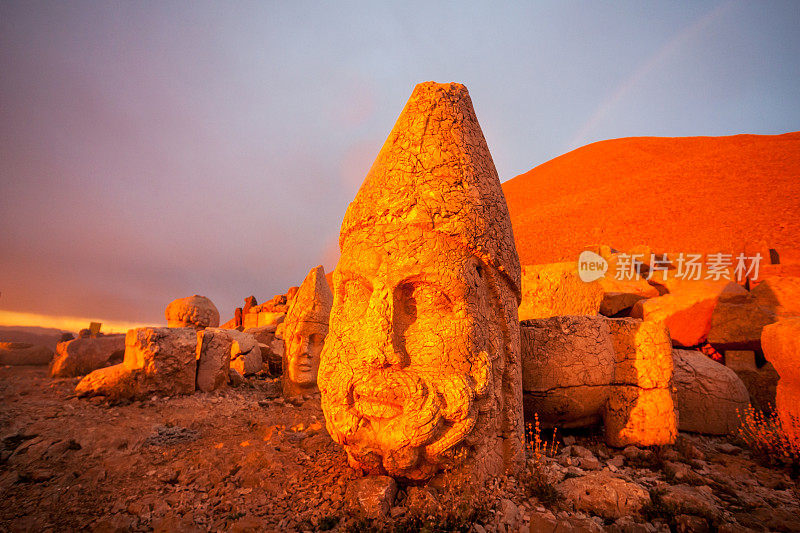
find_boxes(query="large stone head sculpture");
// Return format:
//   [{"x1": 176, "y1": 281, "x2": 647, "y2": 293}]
[
  {"x1": 282, "y1": 265, "x2": 333, "y2": 397},
  {"x1": 318, "y1": 82, "x2": 523, "y2": 482}
]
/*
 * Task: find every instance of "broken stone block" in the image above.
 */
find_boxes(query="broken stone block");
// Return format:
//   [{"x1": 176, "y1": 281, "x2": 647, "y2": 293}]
[
  {"x1": 345, "y1": 476, "x2": 397, "y2": 518},
  {"x1": 752, "y1": 276, "x2": 800, "y2": 318},
  {"x1": 229, "y1": 332, "x2": 261, "y2": 376},
  {"x1": 75, "y1": 327, "x2": 197, "y2": 400},
  {"x1": 521, "y1": 316, "x2": 615, "y2": 428},
  {"x1": 519, "y1": 262, "x2": 603, "y2": 320},
  {"x1": 195, "y1": 329, "x2": 232, "y2": 392},
  {"x1": 672, "y1": 349, "x2": 749, "y2": 434},
  {"x1": 724, "y1": 350, "x2": 756, "y2": 371},
  {"x1": 256, "y1": 311, "x2": 285, "y2": 328},
  {"x1": 731, "y1": 361, "x2": 779, "y2": 413},
  {"x1": 761, "y1": 318, "x2": 800, "y2": 440},
  {"x1": 598, "y1": 275, "x2": 660, "y2": 317},
  {"x1": 707, "y1": 291, "x2": 776, "y2": 351},
  {"x1": 631, "y1": 281, "x2": 746, "y2": 347},
  {"x1": 165, "y1": 295, "x2": 220, "y2": 329},
  {"x1": 521, "y1": 316, "x2": 676, "y2": 447},
  {"x1": 50, "y1": 335, "x2": 125, "y2": 377},
  {"x1": 605, "y1": 319, "x2": 676, "y2": 447},
  {"x1": 0, "y1": 342, "x2": 53, "y2": 366}
]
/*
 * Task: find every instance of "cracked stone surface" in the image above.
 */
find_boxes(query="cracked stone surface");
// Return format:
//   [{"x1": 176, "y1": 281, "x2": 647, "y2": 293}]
[
  {"x1": 672, "y1": 349, "x2": 749, "y2": 434},
  {"x1": 318, "y1": 81, "x2": 524, "y2": 482},
  {"x1": 521, "y1": 316, "x2": 676, "y2": 447},
  {"x1": 280, "y1": 265, "x2": 332, "y2": 398},
  {"x1": 518, "y1": 263, "x2": 602, "y2": 320},
  {"x1": 75, "y1": 328, "x2": 198, "y2": 401},
  {"x1": 762, "y1": 317, "x2": 800, "y2": 441},
  {"x1": 50, "y1": 335, "x2": 125, "y2": 378},
  {"x1": 164, "y1": 295, "x2": 220, "y2": 330}
]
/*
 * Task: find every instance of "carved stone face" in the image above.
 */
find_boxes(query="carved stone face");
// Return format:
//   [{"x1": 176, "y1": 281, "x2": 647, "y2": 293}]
[
  {"x1": 319, "y1": 81, "x2": 524, "y2": 482},
  {"x1": 286, "y1": 323, "x2": 325, "y2": 386},
  {"x1": 319, "y1": 225, "x2": 512, "y2": 480}
]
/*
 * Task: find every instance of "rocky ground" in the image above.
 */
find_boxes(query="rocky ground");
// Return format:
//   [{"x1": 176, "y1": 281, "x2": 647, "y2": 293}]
[{"x1": 1, "y1": 366, "x2": 798, "y2": 532}]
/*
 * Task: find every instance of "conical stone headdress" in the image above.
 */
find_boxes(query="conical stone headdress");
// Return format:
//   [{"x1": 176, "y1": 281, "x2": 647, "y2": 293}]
[
  {"x1": 340, "y1": 81, "x2": 521, "y2": 300},
  {"x1": 284, "y1": 265, "x2": 333, "y2": 334}
]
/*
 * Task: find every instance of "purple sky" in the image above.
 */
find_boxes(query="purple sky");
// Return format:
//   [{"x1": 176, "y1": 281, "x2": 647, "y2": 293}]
[{"x1": 1, "y1": 1, "x2": 799, "y2": 325}]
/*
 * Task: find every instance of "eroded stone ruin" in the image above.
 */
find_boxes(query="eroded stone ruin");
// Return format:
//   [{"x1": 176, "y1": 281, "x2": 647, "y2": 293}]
[{"x1": 521, "y1": 316, "x2": 677, "y2": 447}]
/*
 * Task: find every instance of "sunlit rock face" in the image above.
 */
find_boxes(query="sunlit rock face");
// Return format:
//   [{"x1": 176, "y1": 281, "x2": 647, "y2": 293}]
[
  {"x1": 762, "y1": 317, "x2": 800, "y2": 441},
  {"x1": 319, "y1": 81, "x2": 523, "y2": 482},
  {"x1": 281, "y1": 265, "x2": 332, "y2": 397},
  {"x1": 521, "y1": 316, "x2": 677, "y2": 447},
  {"x1": 75, "y1": 327, "x2": 197, "y2": 401},
  {"x1": 165, "y1": 295, "x2": 220, "y2": 329}
]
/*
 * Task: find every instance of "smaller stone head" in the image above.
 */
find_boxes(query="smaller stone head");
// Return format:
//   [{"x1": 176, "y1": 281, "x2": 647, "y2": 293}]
[
  {"x1": 281, "y1": 266, "x2": 333, "y2": 397},
  {"x1": 165, "y1": 295, "x2": 220, "y2": 329}
]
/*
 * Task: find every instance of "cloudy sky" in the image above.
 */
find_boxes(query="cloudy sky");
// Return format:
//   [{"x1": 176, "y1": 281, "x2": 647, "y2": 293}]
[{"x1": 1, "y1": 1, "x2": 798, "y2": 329}]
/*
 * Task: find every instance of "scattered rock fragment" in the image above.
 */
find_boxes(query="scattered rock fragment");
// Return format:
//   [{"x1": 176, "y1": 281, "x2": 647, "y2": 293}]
[
  {"x1": 0, "y1": 342, "x2": 53, "y2": 366},
  {"x1": 345, "y1": 476, "x2": 397, "y2": 518},
  {"x1": 556, "y1": 471, "x2": 651, "y2": 520}
]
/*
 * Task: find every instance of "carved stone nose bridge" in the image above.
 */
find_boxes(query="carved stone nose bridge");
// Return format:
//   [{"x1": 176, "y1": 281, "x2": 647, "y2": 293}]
[{"x1": 362, "y1": 285, "x2": 401, "y2": 368}]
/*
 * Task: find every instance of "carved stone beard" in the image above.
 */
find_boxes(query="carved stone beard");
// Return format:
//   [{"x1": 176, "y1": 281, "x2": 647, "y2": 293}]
[{"x1": 320, "y1": 348, "x2": 492, "y2": 480}]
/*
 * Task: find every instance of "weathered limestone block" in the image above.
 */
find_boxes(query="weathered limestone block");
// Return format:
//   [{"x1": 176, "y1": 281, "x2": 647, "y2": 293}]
[
  {"x1": 519, "y1": 263, "x2": 602, "y2": 320},
  {"x1": 707, "y1": 290, "x2": 776, "y2": 350},
  {"x1": 725, "y1": 350, "x2": 779, "y2": 412},
  {"x1": 724, "y1": 349, "x2": 756, "y2": 371},
  {"x1": 280, "y1": 265, "x2": 332, "y2": 397},
  {"x1": 598, "y1": 275, "x2": 660, "y2": 317},
  {"x1": 242, "y1": 312, "x2": 259, "y2": 329},
  {"x1": 345, "y1": 476, "x2": 398, "y2": 518},
  {"x1": 631, "y1": 281, "x2": 745, "y2": 347},
  {"x1": 762, "y1": 318, "x2": 800, "y2": 440},
  {"x1": 257, "y1": 311, "x2": 285, "y2": 328},
  {"x1": 0, "y1": 342, "x2": 53, "y2": 366},
  {"x1": 752, "y1": 276, "x2": 800, "y2": 318},
  {"x1": 319, "y1": 82, "x2": 524, "y2": 482},
  {"x1": 244, "y1": 325, "x2": 277, "y2": 346},
  {"x1": 521, "y1": 316, "x2": 676, "y2": 447},
  {"x1": 244, "y1": 325, "x2": 282, "y2": 374},
  {"x1": 50, "y1": 335, "x2": 125, "y2": 377},
  {"x1": 672, "y1": 349, "x2": 749, "y2": 434},
  {"x1": 521, "y1": 316, "x2": 615, "y2": 428},
  {"x1": 605, "y1": 319, "x2": 676, "y2": 447},
  {"x1": 75, "y1": 327, "x2": 197, "y2": 400},
  {"x1": 229, "y1": 332, "x2": 261, "y2": 376},
  {"x1": 196, "y1": 328, "x2": 232, "y2": 392},
  {"x1": 165, "y1": 295, "x2": 220, "y2": 329}
]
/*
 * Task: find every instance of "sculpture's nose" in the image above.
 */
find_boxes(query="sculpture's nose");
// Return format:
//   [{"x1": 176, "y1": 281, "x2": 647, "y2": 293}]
[
  {"x1": 361, "y1": 287, "x2": 403, "y2": 369},
  {"x1": 299, "y1": 336, "x2": 310, "y2": 357}
]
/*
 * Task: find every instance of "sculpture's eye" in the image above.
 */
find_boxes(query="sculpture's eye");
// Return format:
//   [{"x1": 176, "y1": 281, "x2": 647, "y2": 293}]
[
  {"x1": 394, "y1": 283, "x2": 417, "y2": 322},
  {"x1": 416, "y1": 284, "x2": 453, "y2": 314},
  {"x1": 341, "y1": 276, "x2": 372, "y2": 319},
  {"x1": 396, "y1": 281, "x2": 452, "y2": 321}
]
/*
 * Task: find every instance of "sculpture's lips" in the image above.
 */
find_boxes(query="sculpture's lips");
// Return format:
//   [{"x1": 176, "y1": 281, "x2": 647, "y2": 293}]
[
  {"x1": 351, "y1": 380, "x2": 407, "y2": 420},
  {"x1": 297, "y1": 362, "x2": 313, "y2": 372}
]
